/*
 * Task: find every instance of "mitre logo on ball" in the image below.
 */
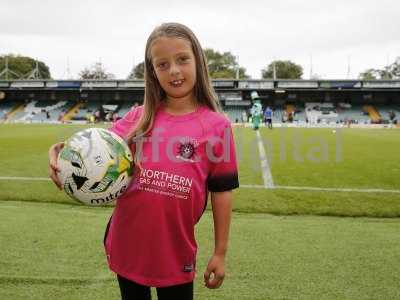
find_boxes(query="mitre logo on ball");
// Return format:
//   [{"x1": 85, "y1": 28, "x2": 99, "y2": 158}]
[{"x1": 57, "y1": 128, "x2": 134, "y2": 206}]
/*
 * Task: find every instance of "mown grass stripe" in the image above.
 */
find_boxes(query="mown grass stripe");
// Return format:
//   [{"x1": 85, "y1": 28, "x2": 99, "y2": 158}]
[
  {"x1": 0, "y1": 276, "x2": 114, "y2": 285},
  {"x1": 2, "y1": 177, "x2": 399, "y2": 194},
  {"x1": 241, "y1": 184, "x2": 400, "y2": 193}
]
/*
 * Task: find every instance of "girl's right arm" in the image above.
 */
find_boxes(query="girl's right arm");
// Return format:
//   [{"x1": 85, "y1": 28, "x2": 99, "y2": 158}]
[{"x1": 48, "y1": 142, "x2": 65, "y2": 190}]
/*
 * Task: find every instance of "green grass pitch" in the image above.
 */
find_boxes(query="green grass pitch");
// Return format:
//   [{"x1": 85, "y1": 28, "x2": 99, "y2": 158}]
[{"x1": 0, "y1": 124, "x2": 399, "y2": 299}]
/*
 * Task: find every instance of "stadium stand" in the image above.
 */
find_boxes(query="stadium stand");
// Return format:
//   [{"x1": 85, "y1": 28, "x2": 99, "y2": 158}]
[
  {"x1": 69, "y1": 101, "x2": 101, "y2": 121},
  {"x1": 224, "y1": 106, "x2": 245, "y2": 123},
  {"x1": 62, "y1": 102, "x2": 83, "y2": 121},
  {"x1": 293, "y1": 106, "x2": 306, "y2": 123},
  {"x1": 117, "y1": 101, "x2": 139, "y2": 119},
  {"x1": 0, "y1": 79, "x2": 399, "y2": 127},
  {"x1": 378, "y1": 106, "x2": 399, "y2": 123},
  {"x1": 285, "y1": 104, "x2": 295, "y2": 116},
  {"x1": 0, "y1": 100, "x2": 16, "y2": 121},
  {"x1": 272, "y1": 107, "x2": 284, "y2": 123},
  {"x1": 305, "y1": 103, "x2": 336, "y2": 124},
  {"x1": 65, "y1": 100, "x2": 141, "y2": 122},
  {"x1": 3, "y1": 103, "x2": 25, "y2": 122},
  {"x1": 336, "y1": 104, "x2": 370, "y2": 124},
  {"x1": 363, "y1": 105, "x2": 381, "y2": 123},
  {"x1": 282, "y1": 104, "x2": 309, "y2": 123},
  {"x1": 7, "y1": 100, "x2": 70, "y2": 123}
]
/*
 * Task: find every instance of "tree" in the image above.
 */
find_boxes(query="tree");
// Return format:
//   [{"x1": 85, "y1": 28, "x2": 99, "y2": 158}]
[
  {"x1": 358, "y1": 67, "x2": 392, "y2": 80},
  {"x1": 127, "y1": 62, "x2": 145, "y2": 79},
  {"x1": 0, "y1": 54, "x2": 51, "y2": 79},
  {"x1": 359, "y1": 68, "x2": 380, "y2": 80},
  {"x1": 204, "y1": 49, "x2": 249, "y2": 79},
  {"x1": 261, "y1": 60, "x2": 303, "y2": 79},
  {"x1": 378, "y1": 65, "x2": 393, "y2": 80},
  {"x1": 386, "y1": 57, "x2": 400, "y2": 79},
  {"x1": 79, "y1": 62, "x2": 115, "y2": 80},
  {"x1": 358, "y1": 57, "x2": 400, "y2": 80}
]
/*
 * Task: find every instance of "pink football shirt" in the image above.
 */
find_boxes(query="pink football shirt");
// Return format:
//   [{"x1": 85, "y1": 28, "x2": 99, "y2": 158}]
[{"x1": 104, "y1": 104, "x2": 239, "y2": 287}]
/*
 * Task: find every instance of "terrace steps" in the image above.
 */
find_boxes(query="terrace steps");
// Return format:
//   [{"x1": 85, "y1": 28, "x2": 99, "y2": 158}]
[
  {"x1": 363, "y1": 105, "x2": 381, "y2": 123},
  {"x1": 4, "y1": 103, "x2": 24, "y2": 123},
  {"x1": 62, "y1": 102, "x2": 84, "y2": 121}
]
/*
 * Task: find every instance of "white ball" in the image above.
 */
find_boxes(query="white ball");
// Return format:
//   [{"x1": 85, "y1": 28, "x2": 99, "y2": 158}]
[{"x1": 57, "y1": 128, "x2": 134, "y2": 206}]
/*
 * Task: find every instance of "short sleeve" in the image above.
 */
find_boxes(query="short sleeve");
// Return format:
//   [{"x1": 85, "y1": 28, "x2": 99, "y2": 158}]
[
  {"x1": 206, "y1": 122, "x2": 239, "y2": 192},
  {"x1": 109, "y1": 106, "x2": 142, "y2": 140}
]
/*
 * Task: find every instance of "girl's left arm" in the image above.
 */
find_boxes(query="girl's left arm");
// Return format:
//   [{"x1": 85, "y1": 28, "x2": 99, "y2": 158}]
[{"x1": 204, "y1": 190, "x2": 233, "y2": 289}]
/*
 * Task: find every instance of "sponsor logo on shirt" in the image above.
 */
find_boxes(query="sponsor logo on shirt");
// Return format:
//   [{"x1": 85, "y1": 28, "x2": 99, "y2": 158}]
[{"x1": 138, "y1": 168, "x2": 193, "y2": 199}]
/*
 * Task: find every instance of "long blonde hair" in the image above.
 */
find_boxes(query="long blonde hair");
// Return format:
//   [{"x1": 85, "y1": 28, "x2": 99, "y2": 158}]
[{"x1": 127, "y1": 22, "x2": 222, "y2": 165}]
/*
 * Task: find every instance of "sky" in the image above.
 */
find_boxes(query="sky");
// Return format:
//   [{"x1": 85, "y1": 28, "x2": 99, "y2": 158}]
[{"x1": 1, "y1": 0, "x2": 400, "y2": 80}]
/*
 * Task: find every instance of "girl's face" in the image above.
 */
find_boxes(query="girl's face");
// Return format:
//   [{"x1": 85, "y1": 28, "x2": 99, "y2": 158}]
[{"x1": 150, "y1": 37, "x2": 197, "y2": 103}]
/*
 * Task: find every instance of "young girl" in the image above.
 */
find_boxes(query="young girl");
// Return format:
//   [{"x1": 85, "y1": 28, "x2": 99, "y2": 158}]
[{"x1": 48, "y1": 22, "x2": 239, "y2": 300}]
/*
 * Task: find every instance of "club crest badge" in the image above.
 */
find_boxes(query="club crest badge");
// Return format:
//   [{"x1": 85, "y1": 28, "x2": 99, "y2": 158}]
[{"x1": 176, "y1": 137, "x2": 199, "y2": 163}]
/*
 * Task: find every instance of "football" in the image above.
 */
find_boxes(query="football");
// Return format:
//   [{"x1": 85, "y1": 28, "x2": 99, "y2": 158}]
[{"x1": 57, "y1": 128, "x2": 134, "y2": 205}]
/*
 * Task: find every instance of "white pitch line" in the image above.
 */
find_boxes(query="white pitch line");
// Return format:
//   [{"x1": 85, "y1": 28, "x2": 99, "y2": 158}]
[
  {"x1": 1, "y1": 177, "x2": 399, "y2": 194},
  {"x1": 275, "y1": 185, "x2": 400, "y2": 193},
  {"x1": 256, "y1": 130, "x2": 274, "y2": 188},
  {"x1": 240, "y1": 184, "x2": 267, "y2": 189},
  {"x1": 240, "y1": 184, "x2": 400, "y2": 194}
]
